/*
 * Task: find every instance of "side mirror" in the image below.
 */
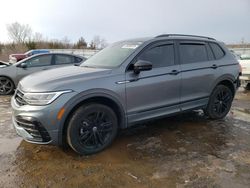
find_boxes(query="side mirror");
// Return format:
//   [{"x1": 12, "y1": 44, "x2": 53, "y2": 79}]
[
  {"x1": 134, "y1": 60, "x2": 152, "y2": 74},
  {"x1": 19, "y1": 63, "x2": 27, "y2": 69}
]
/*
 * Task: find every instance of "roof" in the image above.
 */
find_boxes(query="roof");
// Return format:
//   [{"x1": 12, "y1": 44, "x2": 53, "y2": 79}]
[
  {"x1": 122, "y1": 34, "x2": 217, "y2": 44},
  {"x1": 155, "y1": 34, "x2": 215, "y2": 40},
  {"x1": 32, "y1": 52, "x2": 85, "y2": 58}
]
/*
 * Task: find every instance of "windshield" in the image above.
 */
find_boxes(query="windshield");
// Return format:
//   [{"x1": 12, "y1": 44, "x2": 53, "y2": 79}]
[{"x1": 81, "y1": 41, "x2": 143, "y2": 68}]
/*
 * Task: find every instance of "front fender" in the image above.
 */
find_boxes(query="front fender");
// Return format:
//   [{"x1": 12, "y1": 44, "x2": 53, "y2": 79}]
[{"x1": 57, "y1": 89, "x2": 127, "y2": 146}]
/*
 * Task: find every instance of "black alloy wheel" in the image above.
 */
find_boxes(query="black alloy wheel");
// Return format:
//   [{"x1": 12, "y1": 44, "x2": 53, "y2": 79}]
[
  {"x1": 67, "y1": 103, "x2": 118, "y2": 155},
  {"x1": 205, "y1": 85, "x2": 233, "y2": 119}
]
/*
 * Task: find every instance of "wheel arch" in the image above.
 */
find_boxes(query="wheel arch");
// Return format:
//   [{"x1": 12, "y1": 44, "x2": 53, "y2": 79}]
[
  {"x1": 58, "y1": 90, "x2": 126, "y2": 146},
  {"x1": 216, "y1": 80, "x2": 235, "y2": 96},
  {"x1": 211, "y1": 74, "x2": 236, "y2": 96}
]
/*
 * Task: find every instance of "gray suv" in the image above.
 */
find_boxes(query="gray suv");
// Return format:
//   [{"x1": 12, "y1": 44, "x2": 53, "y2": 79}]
[{"x1": 11, "y1": 34, "x2": 241, "y2": 155}]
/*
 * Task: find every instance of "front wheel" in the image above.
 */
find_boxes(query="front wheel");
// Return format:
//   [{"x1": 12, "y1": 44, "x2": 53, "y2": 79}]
[
  {"x1": 205, "y1": 85, "x2": 233, "y2": 119},
  {"x1": 0, "y1": 77, "x2": 14, "y2": 95},
  {"x1": 67, "y1": 103, "x2": 118, "y2": 155}
]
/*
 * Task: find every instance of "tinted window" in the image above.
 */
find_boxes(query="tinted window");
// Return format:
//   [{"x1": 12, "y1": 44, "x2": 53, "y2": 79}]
[
  {"x1": 25, "y1": 55, "x2": 52, "y2": 67},
  {"x1": 137, "y1": 44, "x2": 175, "y2": 68},
  {"x1": 206, "y1": 44, "x2": 214, "y2": 60},
  {"x1": 209, "y1": 43, "x2": 225, "y2": 59},
  {"x1": 180, "y1": 43, "x2": 208, "y2": 64},
  {"x1": 55, "y1": 55, "x2": 75, "y2": 65}
]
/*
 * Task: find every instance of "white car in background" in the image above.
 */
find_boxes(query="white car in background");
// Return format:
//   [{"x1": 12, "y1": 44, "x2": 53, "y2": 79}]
[{"x1": 239, "y1": 54, "x2": 250, "y2": 89}]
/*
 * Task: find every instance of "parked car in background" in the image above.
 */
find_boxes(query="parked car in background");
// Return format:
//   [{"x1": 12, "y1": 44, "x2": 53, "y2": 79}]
[
  {"x1": 239, "y1": 54, "x2": 250, "y2": 89},
  {"x1": 9, "y1": 49, "x2": 50, "y2": 63},
  {"x1": 0, "y1": 53, "x2": 86, "y2": 95},
  {"x1": 26, "y1": 49, "x2": 50, "y2": 56},
  {"x1": 11, "y1": 34, "x2": 241, "y2": 155},
  {"x1": 9, "y1": 54, "x2": 27, "y2": 63}
]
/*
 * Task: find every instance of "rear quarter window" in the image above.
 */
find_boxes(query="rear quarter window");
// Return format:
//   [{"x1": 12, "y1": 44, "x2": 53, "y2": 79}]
[{"x1": 209, "y1": 43, "x2": 225, "y2": 59}]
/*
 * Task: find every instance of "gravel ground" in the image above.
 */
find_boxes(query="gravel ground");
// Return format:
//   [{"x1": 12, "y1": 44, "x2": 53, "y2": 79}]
[{"x1": 0, "y1": 88, "x2": 250, "y2": 188}]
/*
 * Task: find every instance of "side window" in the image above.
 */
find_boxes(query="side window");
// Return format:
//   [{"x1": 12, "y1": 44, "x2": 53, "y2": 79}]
[
  {"x1": 137, "y1": 44, "x2": 175, "y2": 68},
  {"x1": 206, "y1": 44, "x2": 214, "y2": 60},
  {"x1": 55, "y1": 55, "x2": 75, "y2": 65},
  {"x1": 25, "y1": 55, "x2": 52, "y2": 67},
  {"x1": 179, "y1": 43, "x2": 208, "y2": 64},
  {"x1": 209, "y1": 43, "x2": 225, "y2": 59}
]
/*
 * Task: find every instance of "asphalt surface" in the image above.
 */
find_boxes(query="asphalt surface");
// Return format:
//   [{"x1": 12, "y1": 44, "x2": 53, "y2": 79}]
[{"x1": 0, "y1": 89, "x2": 250, "y2": 188}]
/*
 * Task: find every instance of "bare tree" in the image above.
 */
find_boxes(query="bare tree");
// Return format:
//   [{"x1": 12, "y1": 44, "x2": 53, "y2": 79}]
[
  {"x1": 6, "y1": 22, "x2": 32, "y2": 43},
  {"x1": 100, "y1": 38, "x2": 108, "y2": 49},
  {"x1": 92, "y1": 35, "x2": 108, "y2": 49},
  {"x1": 75, "y1": 37, "x2": 87, "y2": 49},
  {"x1": 33, "y1": 32, "x2": 44, "y2": 42},
  {"x1": 61, "y1": 36, "x2": 71, "y2": 48},
  {"x1": 92, "y1": 35, "x2": 101, "y2": 49},
  {"x1": 89, "y1": 41, "x2": 95, "y2": 49}
]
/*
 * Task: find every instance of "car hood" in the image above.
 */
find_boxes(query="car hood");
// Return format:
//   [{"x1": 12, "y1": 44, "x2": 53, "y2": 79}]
[
  {"x1": 0, "y1": 65, "x2": 7, "y2": 68},
  {"x1": 19, "y1": 66, "x2": 112, "y2": 92},
  {"x1": 0, "y1": 61, "x2": 11, "y2": 68}
]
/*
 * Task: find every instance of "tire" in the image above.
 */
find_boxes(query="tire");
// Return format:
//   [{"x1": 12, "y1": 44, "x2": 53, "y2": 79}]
[
  {"x1": 0, "y1": 77, "x2": 15, "y2": 95},
  {"x1": 205, "y1": 85, "x2": 233, "y2": 119},
  {"x1": 67, "y1": 103, "x2": 118, "y2": 155}
]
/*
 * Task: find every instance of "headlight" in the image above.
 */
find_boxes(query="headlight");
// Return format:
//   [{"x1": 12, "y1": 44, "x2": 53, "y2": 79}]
[{"x1": 22, "y1": 90, "x2": 72, "y2": 105}]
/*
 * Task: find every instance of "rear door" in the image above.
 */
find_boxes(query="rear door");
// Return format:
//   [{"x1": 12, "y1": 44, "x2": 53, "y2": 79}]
[
  {"x1": 16, "y1": 54, "x2": 53, "y2": 82},
  {"x1": 125, "y1": 41, "x2": 181, "y2": 123},
  {"x1": 178, "y1": 41, "x2": 216, "y2": 110},
  {"x1": 53, "y1": 54, "x2": 83, "y2": 68}
]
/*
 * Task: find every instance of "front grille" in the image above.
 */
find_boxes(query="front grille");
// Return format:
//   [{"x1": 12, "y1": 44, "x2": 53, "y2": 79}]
[
  {"x1": 15, "y1": 116, "x2": 51, "y2": 142},
  {"x1": 15, "y1": 89, "x2": 27, "y2": 106}
]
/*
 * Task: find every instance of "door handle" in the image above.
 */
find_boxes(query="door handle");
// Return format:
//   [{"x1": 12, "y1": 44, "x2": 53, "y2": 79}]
[
  {"x1": 211, "y1": 64, "x2": 218, "y2": 69},
  {"x1": 169, "y1": 70, "x2": 179, "y2": 75}
]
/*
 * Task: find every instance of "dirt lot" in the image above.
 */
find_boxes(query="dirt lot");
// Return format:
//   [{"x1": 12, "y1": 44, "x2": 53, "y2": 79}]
[{"x1": 0, "y1": 89, "x2": 250, "y2": 188}]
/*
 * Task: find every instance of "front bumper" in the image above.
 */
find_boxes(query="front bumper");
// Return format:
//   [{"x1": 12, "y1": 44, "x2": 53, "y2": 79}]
[
  {"x1": 11, "y1": 91, "x2": 77, "y2": 145},
  {"x1": 12, "y1": 116, "x2": 51, "y2": 144}
]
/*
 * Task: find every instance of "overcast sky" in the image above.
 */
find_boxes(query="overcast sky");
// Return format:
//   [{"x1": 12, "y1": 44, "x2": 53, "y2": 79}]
[{"x1": 0, "y1": 0, "x2": 249, "y2": 44}]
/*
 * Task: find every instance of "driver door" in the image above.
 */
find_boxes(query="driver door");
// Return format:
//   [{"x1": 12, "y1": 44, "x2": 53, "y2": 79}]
[
  {"x1": 125, "y1": 41, "x2": 181, "y2": 124},
  {"x1": 16, "y1": 54, "x2": 53, "y2": 82}
]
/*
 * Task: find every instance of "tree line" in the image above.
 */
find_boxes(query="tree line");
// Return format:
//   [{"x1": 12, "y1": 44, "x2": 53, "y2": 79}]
[{"x1": 0, "y1": 22, "x2": 108, "y2": 61}]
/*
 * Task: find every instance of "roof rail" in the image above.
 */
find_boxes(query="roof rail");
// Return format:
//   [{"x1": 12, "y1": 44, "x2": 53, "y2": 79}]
[{"x1": 155, "y1": 34, "x2": 215, "y2": 40}]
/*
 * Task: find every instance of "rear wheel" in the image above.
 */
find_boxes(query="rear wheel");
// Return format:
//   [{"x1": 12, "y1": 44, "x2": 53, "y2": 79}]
[
  {"x1": 67, "y1": 103, "x2": 118, "y2": 155},
  {"x1": 0, "y1": 77, "x2": 14, "y2": 95},
  {"x1": 205, "y1": 85, "x2": 233, "y2": 119}
]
